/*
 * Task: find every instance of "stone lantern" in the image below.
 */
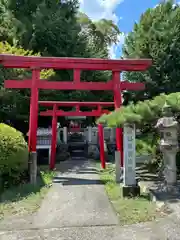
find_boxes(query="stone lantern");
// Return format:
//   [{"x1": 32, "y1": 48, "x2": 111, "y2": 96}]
[{"x1": 155, "y1": 103, "x2": 179, "y2": 191}]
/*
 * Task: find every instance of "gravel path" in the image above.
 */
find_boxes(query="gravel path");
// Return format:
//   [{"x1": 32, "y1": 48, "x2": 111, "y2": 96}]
[{"x1": 1, "y1": 159, "x2": 180, "y2": 239}]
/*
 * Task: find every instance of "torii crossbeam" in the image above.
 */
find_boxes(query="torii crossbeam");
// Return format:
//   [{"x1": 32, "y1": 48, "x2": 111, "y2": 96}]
[{"x1": 1, "y1": 54, "x2": 152, "y2": 174}]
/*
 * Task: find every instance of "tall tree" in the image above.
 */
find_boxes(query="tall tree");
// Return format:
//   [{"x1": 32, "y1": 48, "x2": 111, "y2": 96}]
[
  {"x1": 122, "y1": 0, "x2": 180, "y2": 102},
  {"x1": 0, "y1": 0, "x2": 18, "y2": 44},
  {"x1": 6, "y1": 0, "x2": 85, "y2": 57},
  {"x1": 0, "y1": 0, "x2": 121, "y2": 127},
  {"x1": 78, "y1": 12, "x2": 121, "y2": 54}
]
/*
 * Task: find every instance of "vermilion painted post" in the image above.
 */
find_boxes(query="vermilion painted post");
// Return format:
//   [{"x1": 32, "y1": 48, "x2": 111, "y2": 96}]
[
  {"x1": 116, "y1": 128, "x2": 123, "y2": 167},
  {"x1": 29, "y1": 69, "x2": 40, "y2": 152},
  {"x1": 28, "y1": 103, "x2": 32, "y2": 152},
  {"x1": 50, "y1": 104, "x2": 57, "y2": 170},
  {"x1": 98, "y1": 123, "x2": 105, "y2": 169},
  {"x1": 28, "y1": 101, "x2": 32, "y2": 178},
  {"x1": 113, "y1": 71, "x2": 123, "y2": 167},
  {"x1": 28, "y1": 68, "x2": 40, "y2": 184}
]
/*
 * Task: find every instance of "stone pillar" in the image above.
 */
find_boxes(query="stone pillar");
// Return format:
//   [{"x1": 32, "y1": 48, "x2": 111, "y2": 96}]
[
  {"x1": 29, "y1": 152, "x2": 37, "y2": 184},
  {"x1": 63, "y1": 127, "x2": 67, "y2": 144},
  {"x1": 115, "y1": 151, "x2": 121, "y2": 183},
  {"x1": 122, "y1": 124, "x2": 140, "y2": 197},
  {"x1": 88, "y1": 126, "x2": 92, "y2": 143},
  {"x1": 163, "y1": 149, "x2": 177, "y2": 185},
  {"x1": 155, "y1": 103, "x2": 179, "y2": 192},
  {"x1": 48, "y1": 148, "x2": 51, "y2": 164}
]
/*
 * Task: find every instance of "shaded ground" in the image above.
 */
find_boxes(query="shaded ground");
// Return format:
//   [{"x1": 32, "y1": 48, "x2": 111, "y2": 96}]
[
  {"x1": 1, "y1": 160, "x2": 180, "y2": 239},
  {"x1": 0, "y1": 171, "x2": 55, "y2": 222}
]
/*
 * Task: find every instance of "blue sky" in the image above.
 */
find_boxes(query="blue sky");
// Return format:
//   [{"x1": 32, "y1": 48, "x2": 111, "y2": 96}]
[{"x1": 80, "y1": 0, "x2": 179, "y2": 58}]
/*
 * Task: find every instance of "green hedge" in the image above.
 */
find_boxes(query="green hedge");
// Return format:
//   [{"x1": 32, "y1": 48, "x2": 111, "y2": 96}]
[
  {"x1": 0, "y1": 123, "x2": 28, "y2": 187},
  {"x1": 97, "y1": 92, "x2": 180, "y2": 127}
]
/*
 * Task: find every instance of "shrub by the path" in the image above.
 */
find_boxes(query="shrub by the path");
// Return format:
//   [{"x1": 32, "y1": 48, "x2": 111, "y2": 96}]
[
  {"x1": 0, "y1": 123, "x2": 28, "y2": 187},
  {"x1": 97, "y1": 93, "x2": 180, "y2": 127}
]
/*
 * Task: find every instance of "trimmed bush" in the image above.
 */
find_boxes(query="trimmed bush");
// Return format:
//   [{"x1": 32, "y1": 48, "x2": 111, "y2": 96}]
[
  {"x1": 97, "y1": 92, "x2": 180, "y2": 127},
  {"x1": 0, "y1": 123, "x2": 28, "y2": 187},
  {"x1": 97, "y1": 93, "x2": 180, "y2": 174}
]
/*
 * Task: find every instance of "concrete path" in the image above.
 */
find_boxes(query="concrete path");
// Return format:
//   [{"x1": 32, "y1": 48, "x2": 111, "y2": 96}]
[
  {"x1": 1, "y1": 214, "x2": 180, "y2": 239},
  {"x1": 1, "y1": 159, "x2": 180, "y2": 239},
  {"x1": 33, "y1": 160, "x2": 119, "y2": 228}
]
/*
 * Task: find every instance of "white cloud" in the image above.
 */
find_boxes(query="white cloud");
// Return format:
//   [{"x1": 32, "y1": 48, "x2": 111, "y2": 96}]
[
  {"x1": 79, "y1": 0, "x2": 124, "y2": 24},
  {"x1": 108, "y1": 32, "x2": 126, "y2": 59},
  {"x1": 118, "y1": 32, "x2": 126, "y2": 45},
  {"x1": 154, "y1": 1, "x2": 180, "y2": 9},
  {"x1": 173, "y1": 1, "x2": 180, "y2": 7},
  {"x1": 153, "y1": 4, "x2": 159, "y2": 8},
  {"x1": 79, "y1": 0, "x2": 125, "y2": 58},
  {"x1": 108, "y1": 45, "x2": 116, "y2": 59}
]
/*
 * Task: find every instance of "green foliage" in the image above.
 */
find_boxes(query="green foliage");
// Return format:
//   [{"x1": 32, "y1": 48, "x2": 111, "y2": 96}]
[
  {"x1": 0, "y1": 123, "x2": 28, "y2": 186},
  {"x1": 78, "y1": 12, "x2": 121, "y2": 52},
  {"x1": 0, "y1": 41, "x2": 54, "y2": 80},
  {"x1": 27, "y1": 1, "x2": 85, "y2": 57},
  {"x1": 0, "y1": 0, "x2": 18, "y2": 44},
  {"x1": 136, "y1": 136, "x2": 163, "y2": 173},
  {"x1": 123, "y1": 0, "x2": 180, "y2": 101},
  {"x1": 98, "y1": 91, "x2": 179, "y2": 173},
  {"x1": 40, "y1": 170, "x2": 56, "y2": 185},
  {"x1": 97, "y1": 92, "x2": 180, "y2": 127},
  {"x1": 0, "y1": 41, "x2": 55, "y2": 122},
  {"x1": 136, "y1": 133, "x2": 157, "y2": 156},
  {"x1": 0, "y1": 0, "x2": 121, "y2": 125},
  {"x1": 136, "y1": 139, "x2": 155, "y2": 155}
]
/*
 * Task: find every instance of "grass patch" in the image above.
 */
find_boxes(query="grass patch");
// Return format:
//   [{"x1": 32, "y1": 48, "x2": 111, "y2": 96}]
[
  {"x1": 0, "y1": 170, "x2": 56, "y2": 220},
  {"x1": 97, "y1": 163, "x2": 167, "y2": 225}
]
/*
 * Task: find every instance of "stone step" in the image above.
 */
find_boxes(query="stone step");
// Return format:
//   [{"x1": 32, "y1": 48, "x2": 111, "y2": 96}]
[
  {"x1": 71, "y1": 156, "x2": 87, "y2": 161},
  {"x1": 69, "y1": 145, "x2": 87, "y2": 152},
  {"x1": 71, "y1": 151, "x2": 86, "y2": 157},
  {"x1": 70, "y1": 150, "x2": 84, "y2": 153},
  {"x1": 68, "y1": 142, "x2": 86, "y2": 146}
]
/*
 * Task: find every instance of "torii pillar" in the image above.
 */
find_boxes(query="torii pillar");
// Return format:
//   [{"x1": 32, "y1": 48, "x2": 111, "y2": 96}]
[
  {"x1": 50, "y1": 104, "x2": 58, "y2": 170},
  {"x1": 28, "y1": 68, "x2": 40, "y2": 184},
  {"x1": 113, "y1": 71, "x2": 123, "y2": 168}
]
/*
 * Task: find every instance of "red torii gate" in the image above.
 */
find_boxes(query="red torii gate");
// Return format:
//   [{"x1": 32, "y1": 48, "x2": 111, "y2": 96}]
[
  {"x1": 39, "y1": 100, "x2": 113, "y2": 169},
  {"x1": 1, "y1": 54, "x2": 152, "y2": 172}
]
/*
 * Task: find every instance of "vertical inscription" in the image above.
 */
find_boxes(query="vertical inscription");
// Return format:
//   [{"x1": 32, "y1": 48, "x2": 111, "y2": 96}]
[{"x1": 123, "y1": 124, "x2": 136, "y2": 186}]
